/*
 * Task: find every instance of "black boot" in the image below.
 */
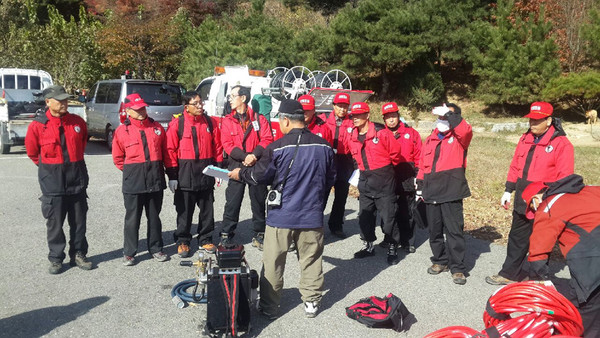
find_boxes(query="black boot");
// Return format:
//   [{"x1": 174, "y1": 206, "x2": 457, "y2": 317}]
[{"x1": 387, "y1": 244, "x2": 399, "y2": 265}]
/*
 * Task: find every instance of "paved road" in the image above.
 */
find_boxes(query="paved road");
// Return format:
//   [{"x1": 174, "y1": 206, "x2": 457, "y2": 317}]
[{"x1": 0, "y1": 140, "x2": 569, "y2": 337}]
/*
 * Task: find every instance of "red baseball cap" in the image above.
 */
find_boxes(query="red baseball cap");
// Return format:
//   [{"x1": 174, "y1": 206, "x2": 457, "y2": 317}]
[
  {"x1": 381, "y1": 102, "x2": 399, "y2": 115},
  {"x1": 525, "y1": 102, "x2": 553, "y2": 119},
  {"x1": 350, "y1": 102, "x2": 370, "y2": 115},
  {"x1": 333, "y1": 92, "x2": 350, "y2": 105},
  {"x1": 124, "y1": 93, "x2": 149, "y2": 110},
  {"x1": 298, "y1": 95, "x2": 315, "y2": 111},
  {"x1": 522, "y1": 181, "x2": 549, "y2": 219}
]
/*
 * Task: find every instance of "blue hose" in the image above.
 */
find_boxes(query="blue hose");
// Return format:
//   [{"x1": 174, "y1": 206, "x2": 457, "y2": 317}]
[{"x1": 171, "y1": 279, "x2": 207, "y2": 306}]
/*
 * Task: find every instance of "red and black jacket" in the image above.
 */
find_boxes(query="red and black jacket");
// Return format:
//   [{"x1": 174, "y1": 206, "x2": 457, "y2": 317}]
[
  {"x1": 25, "y1": 110, "x2": 89, "y2": 196},
  {"x1": 505, "y1": 121, "x2": 574, "y2": 214},
  {"x1": 528, "y1": 174, "x2": 600, "y2": 303},
  {"x1": 220, "y1": 106, "x2": 273, "y2": 170},
  {"x1": 112, "y1": 117, "x2": 169, "y2": 194},
  {"x1": 348, "y1": 122, "x2": 402, "y2": 197},
  {"x1": 307, "y1": 115, "x2": 333, "y2": 146},
  {"x1": 166, "y1": 110, "x2": 223, "y2": 191},
  {"x1": 323, "y1": 111, "x2": 353, "y2": 155},
  {"x1": 388, "y1": 122, "x2": 422, "y2": 193},
  {"x1": 417, "y1": 115, "x2": 472, "y2": 203}
]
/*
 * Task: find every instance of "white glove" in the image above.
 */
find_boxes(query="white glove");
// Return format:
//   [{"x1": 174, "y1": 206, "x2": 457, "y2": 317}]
[
  {"x1": 415, "y1": 190, "x2": 423, "y2": 202},
  {"x1": 168, "y1": 180, "x2": 178, "y2": 193},
  {"x1": 432, "y1": 104, "x2": 450, "y2": 116},
  {"x1": 501, "y1": 191, "x2": 511, "y2": 209}
]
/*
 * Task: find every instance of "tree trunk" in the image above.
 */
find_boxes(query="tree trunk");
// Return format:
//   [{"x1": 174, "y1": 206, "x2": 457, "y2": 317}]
[{"x1": 381, "y1": 66, "x2": 389, "y2": 99}]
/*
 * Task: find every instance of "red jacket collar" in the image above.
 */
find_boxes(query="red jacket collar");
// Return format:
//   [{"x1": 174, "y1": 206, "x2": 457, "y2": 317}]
[
  {"x1": 183, "y1": 108, "x2": 207, "y2": 123},
  {"x1": 524, "y1": 125, "x2": 556, "y2": 145},
  {"x1": 352, "y1": 121, "x2": 377, "y2": 141}
]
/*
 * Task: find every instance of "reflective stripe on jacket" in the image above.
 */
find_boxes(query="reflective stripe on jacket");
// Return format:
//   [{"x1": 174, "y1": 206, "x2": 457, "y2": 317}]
[
  {"x1": 529, "y1": 175, "x2": 600, "y2": 303},
  {"x1": 240, "y1": 128, "x2": 336, "y2": 229}
]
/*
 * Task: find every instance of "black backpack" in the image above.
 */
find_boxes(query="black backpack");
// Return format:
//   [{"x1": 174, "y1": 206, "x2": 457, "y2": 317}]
[{"x1": 346, "y1": 293, "x2": 412, "y2": 332}]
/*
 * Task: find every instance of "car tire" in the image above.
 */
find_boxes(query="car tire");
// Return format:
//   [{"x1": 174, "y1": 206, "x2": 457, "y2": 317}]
[{"x1": 106, "y1": 127, "x2": 114, "y2": 150}]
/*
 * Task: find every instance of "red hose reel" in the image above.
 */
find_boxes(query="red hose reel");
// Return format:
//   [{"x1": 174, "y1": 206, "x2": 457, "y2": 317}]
[{"x1": 425, "y1": 281, "x2": 583, "y2": 338}]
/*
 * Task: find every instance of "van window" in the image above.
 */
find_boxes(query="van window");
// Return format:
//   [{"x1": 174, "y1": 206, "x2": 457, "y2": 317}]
[
  {"x1": 106, "y1": 83, "x2": 121, "y2": 103},
  {"x1": 17, "y1": 75, "x2": 28, "y2": 89},
  {"x1": 3, "y1": 75, "x2": 15, "y2": 89},
  {"x1": 96, "y1": 83, "x2": 121, "y2": 104},
  {"x1": 30, "y1": 76, "x2": 41, "y2": 90},
  {"x1": 127, "y1": 83, "x2": 182, "y2": 106},
  {"x1": 87, "y1": 83, "x2": 98, "y2": 102},
  {"x1": 197, "y1": 79, "x2": 214, "y2": 101}
]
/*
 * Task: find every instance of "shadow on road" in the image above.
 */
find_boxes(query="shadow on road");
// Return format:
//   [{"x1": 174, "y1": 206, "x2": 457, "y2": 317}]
[{"x1": 0, "y1": 296, "x2": 110, "y2": 337}]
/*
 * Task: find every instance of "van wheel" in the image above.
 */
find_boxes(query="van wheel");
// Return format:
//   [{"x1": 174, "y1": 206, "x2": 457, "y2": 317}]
[{"x1": 106, "y1": 128, "x2": 114, "y2": 150}]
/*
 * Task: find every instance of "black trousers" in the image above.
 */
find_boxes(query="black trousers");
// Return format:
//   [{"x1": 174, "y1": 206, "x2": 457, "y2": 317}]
[
  {"x1": 426, "y1": 200, "x2": 466, "y2": 273},
  {"x1": 563, "y1": 285, "x2": 600, "y2": 337},
  {"x1": 499, "y1": 211, "x2": 532, "y2": 281},
  {"x1": 221, "y1": 179, "x2": 267, "y2": 237},
  {"x1": 327, "y1": 154, "x2": 353, "y2": 232},
  {"x1": 358, "y1": 193, "x2": 399, "y2": 244},
  {"x1": 123, "y1": 191, "x2": 164, "y2": 257},
  {"x1": 397, "y1": 193, "x2": 416, "y2": 247},
  {"x1": 40, "y1": 192, "x2": 88, "y2": 263},
  {"x1": 174, "y1": 189, "x2": 215, "y2": 246}
]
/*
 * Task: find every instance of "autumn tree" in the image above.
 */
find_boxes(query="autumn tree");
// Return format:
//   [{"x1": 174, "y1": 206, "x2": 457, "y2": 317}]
[{"x1": 96, "y1": 5, "x2": 185, "y2": 80}]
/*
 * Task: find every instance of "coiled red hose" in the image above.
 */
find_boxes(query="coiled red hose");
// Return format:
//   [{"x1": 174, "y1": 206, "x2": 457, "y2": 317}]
[{"x1": 425, "y1": 281, "x2": 584, "y2": 338}]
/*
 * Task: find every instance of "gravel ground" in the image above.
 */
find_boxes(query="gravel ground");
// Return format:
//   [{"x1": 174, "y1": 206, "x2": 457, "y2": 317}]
[{"x1": 0, "y1": 141, "x2": 570, "y2": 338}]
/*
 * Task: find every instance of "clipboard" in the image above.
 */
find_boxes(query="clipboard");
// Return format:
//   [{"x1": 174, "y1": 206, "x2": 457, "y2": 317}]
[{"x1": 202, "y1": 165, "x2": 230, "y2": 181}]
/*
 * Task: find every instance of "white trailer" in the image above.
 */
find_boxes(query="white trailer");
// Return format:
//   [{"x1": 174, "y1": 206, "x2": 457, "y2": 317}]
[
  {"x1": 0, "y1": 68, "x2": 53, "y2": 153},
  {"x1": 195, "y1": 65, "x2": 373, "y2": 139}
]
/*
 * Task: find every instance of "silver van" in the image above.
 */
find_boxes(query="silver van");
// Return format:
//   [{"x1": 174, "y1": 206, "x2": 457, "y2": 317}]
[{"x1": 84, "y1": 79, "x2": 184, "y2": 148}]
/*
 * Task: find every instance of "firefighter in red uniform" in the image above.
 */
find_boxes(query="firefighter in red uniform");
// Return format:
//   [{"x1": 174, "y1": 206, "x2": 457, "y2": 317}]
[
  {"x1": 347, "y1": 102, "x2": 402, "y2": 265},
  {"x1": 380, "y1": 102, "x2": 422, "y2": 253},
  {"x1": 487, "y1": 102, "x2": 574, "y2": 285},
  {"x1": 112, "y1": 93, "x2": 171, "y2": 266},
  {"x1": 166, "y1": 91, "x2": 223, "y2": 258},
  {"x1": 522, "y1": 175, "x2": 600, "y2": 337},
  {"x1": 417, "y1": 103, "x2": 472, "y2": 285},
  {"x1": 220, "y1": 85, "x2": 273, "y2": 249},
  {"x1": 298, "y1": 94, "x2": 333, "y2": 146},
  {"x1": 26, "y1": 85, "x2": 92, "y2": 274},
  {"x1": 323, "y1": 92, "x2": 354, "y2": 238}
]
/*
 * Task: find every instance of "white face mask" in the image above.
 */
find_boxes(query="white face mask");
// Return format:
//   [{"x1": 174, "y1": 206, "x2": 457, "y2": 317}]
[{"x1": 436, "y1": 119, "x2": 450, "y2": 133}]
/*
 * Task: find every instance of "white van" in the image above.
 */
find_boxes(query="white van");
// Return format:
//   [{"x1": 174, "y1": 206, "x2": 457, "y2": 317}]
[
  {"x1": 84, "y1": 79, "x2": 185, "y2": 149},
  {"x1": 0, "y1": 68, "x2": 53, "y2": 154}
]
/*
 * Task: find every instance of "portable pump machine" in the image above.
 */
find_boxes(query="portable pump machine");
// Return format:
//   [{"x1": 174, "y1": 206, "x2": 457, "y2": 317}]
[{"x1": 179, "y1": 244, "x2": 258, "y2": 337}]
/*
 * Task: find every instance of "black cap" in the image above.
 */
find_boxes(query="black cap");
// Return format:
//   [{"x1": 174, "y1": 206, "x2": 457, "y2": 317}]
[
  {"x1": 278, "y1": 99, "x2": 304, "y2": 115},
  {"x1": 43, "y1": 85, "x2": 70, "y2": 100}
]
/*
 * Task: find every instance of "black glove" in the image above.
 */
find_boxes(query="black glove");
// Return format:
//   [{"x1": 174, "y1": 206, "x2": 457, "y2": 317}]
[
  {"x1": 529, "y1": 260, "x2": 550, "y2": 281},
  {"x1": 445, "y1": 111, "x2": 463, "y2": 129}
]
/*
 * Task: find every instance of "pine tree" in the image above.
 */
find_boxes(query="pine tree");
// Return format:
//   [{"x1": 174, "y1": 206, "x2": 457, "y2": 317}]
[{"x1": 469, "y1": 0, "x2": 561, "y2": 105}]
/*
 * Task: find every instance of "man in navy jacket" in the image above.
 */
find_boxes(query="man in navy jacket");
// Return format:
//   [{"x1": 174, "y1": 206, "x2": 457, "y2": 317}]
[{"x1": 229, "y1": 99, "x2": 336, "y2": 319}]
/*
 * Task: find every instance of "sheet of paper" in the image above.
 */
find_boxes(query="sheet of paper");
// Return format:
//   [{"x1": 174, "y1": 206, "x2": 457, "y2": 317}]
[
  {"x1": 202, "y1": 165, "x2": 230, "y2": 181},
  {"x1": 348, "y1": 169, "x2": 360, "y2": 187}
]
